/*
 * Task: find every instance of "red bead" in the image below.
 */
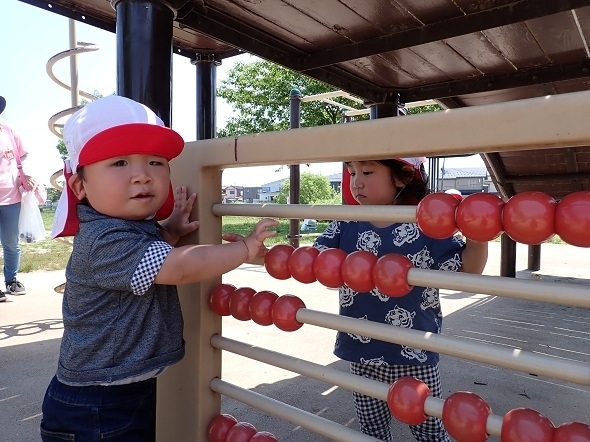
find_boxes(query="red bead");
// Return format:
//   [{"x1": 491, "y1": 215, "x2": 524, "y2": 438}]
[
  {"x1": 553, "y1": 422, "x2": 590, "y2": 442},
  {"x1": 206, "y1": 414, "x2": 238, "y2": 442},
  {"x1": 228, "y1": 287, "x2": 256, "y2": 321},
  {"x1": 372, "y1": 253, "x2": 413, "y2": 297},
  {"x1": 287, "y1": 246, "x2": 320, "y2": 284},
  {"x1": 313, "y1": 248, "x2": 347, "y2": 288},
  {"x1": 264, "y1": 244, "x2": 295, "y2": 280},
  {"x1": 501, "y1": 408, "x2": 554, "y2": 442},
  {"x1": 341, "y1": 250, "x2": 377, "y2": 292},
  {"x1": 555, "y1": 191, "x2": 590, "y2": 247},
  {"x1": 271, "y1": 295, "x2": 305, "y2": 332},
  {"x1": 442, "y1": 391, "x2": 491, "y2": 442},
  {"x1": 249, "y1": 290, "x2": 279, "y2": 326},
  {"x1": 503, "y1": 191, "x2": 556, "y2": 244},
  {"x1": 387, "y1": 376, "x2": 430, "y2": 425},
  {"x1": 249, "y1": 431, "x2": 279, "y2": 441},
  {"x1": 416, "y1": 192, "x2": 460, "y2": 239},
  {"x1": 456, "y1": 193, "x2": 504, "y2": 241},
  {"x1": 225, "y1": 422, "x2": 257, "y2": 442},
  {"x1": 208, "y1": 284, "x2": 236, "y2": 316}
]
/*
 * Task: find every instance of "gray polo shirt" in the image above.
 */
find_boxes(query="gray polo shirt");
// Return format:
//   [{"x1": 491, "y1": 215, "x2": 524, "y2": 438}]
[{"x1": 56, "y1": 205, "x2": 185, "y2": 385}]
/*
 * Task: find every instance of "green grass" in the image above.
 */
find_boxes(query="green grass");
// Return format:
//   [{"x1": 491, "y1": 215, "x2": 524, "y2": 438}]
[
  {"x1": 221, "y1": 216, "x2": 330, "y2": 247},
  {"x1": 3, "y1": 211, "x2": 567, "y2": 273}
]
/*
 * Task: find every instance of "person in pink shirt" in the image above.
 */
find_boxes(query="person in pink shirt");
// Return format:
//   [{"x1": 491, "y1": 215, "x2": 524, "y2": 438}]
[{"x1": 0, "y1": 95, "x2": 35, "y2": 301}]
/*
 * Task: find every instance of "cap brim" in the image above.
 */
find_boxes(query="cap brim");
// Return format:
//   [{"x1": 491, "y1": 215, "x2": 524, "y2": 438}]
[
  {"x1": 0, "y1": 96, "x2": 6, "y2": 115},
  {"x1": 78, "y1": 123, "x2": 184, "y2": 169}
]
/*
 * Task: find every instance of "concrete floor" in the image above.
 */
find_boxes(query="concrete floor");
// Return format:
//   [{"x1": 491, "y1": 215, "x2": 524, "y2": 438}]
[{"x1": 2, "y1": 242, "x2": 590, "y2": 441}]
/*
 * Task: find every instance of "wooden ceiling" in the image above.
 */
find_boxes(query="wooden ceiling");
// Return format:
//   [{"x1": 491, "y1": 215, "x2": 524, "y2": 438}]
[{"x1": 19, "y1": 0, "x2": 590, "y2": 199}]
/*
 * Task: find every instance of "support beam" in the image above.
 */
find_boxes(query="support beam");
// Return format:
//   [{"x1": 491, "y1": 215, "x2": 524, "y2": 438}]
[
  {"x1": 115, "y1": 0, "x2": 174, "y2": 124},
  {"x1": 192, "y1": 52, "x2": 219, "y2": 140},
  {"x1": 528, "y1": 244, "x2": 541, "y2": 271},
  {"x1": 299, "y1": 0, "x2": 590, "y2": 71},
  {"x1": 182, "y1": 91, "x2": 590, "y2": 170},
  {"x1": 500, "y1": 234, "x2": 517, "y2": 278}
]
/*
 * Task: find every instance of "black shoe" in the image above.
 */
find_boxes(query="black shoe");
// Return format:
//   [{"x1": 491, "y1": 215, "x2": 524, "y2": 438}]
[
  {"x1": 0, "y1": 291, "x2": 6, "y2": 302},
  {"x1": 6, "y1": 279, "x2": 26, "y2": 295}
]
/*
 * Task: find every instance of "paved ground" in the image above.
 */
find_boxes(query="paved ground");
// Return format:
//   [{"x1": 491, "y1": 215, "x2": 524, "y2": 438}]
[{"x1": 2, "y1": 242, "x2": 590, "y2": 441}]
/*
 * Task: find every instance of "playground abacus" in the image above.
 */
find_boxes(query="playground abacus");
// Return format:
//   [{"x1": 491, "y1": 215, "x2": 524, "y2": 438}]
[{"x1": 204, "y1": 187, "x2": 590, "y2": 441}]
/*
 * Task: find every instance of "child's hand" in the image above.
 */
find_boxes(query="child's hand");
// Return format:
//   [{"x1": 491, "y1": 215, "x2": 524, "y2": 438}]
[
  {"x1": 161, "y1": 187, "x2": 199, "y2": 243},
  {"x1": 240, "y1": 218, "x2": 278, "y2": 261},
  {"x1": 222, "y1": 231, "x2": 270, "y2": 261}
]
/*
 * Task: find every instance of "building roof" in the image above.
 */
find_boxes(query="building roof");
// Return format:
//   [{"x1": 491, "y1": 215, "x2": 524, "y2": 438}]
[{"x1": 440, "y1": 168, "x2": 489, "y2": 179}]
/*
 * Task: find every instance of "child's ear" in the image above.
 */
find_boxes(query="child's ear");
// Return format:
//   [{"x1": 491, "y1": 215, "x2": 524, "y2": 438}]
[
  {"x1": 401, "y1": 165, "x2": 415, "y2": 183},
  {"x1": 68, "y1": 173, "x2": 87, "y2": 201}
]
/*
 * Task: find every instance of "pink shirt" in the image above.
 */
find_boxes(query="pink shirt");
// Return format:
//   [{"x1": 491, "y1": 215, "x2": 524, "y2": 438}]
[{"x1": 0, "y1": 124, "x2": 28, "y2": 205}]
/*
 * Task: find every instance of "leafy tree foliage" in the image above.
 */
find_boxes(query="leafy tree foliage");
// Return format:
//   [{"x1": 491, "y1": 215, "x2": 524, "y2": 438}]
[
  {"x1": 46, "y1": 187, "x2": 62, "y2": 203},
  {"x1": 408, "y1": 103, "x2": 442, "y2": 114},
  {"x1": 217, "y1": 60, "x2": 366, "y2": 137},
  {"x1": 274, "y1": 172, "x2": 337, "y2": 204}
]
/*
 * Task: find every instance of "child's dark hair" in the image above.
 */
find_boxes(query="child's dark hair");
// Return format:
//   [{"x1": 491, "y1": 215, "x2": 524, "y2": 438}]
[{"x1": 377, "y1": 159, "x2": 430, "y2": 205}]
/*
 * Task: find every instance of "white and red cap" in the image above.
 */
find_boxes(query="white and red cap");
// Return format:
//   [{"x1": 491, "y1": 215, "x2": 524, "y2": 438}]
[
  {"x1": 51, "y1": 95, "x2": 184, "y2": 238},
  {"x1": 445, "y1": 188, "x2": 464, "y2": 201},
  {"x1": 342, "y1": 157, "x2": 427, "y2": 205}
]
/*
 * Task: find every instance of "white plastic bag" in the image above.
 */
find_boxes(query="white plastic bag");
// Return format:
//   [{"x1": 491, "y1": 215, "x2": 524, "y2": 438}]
[{"x1": 18, "y1": 191, "x2": 46, "y2": 243}]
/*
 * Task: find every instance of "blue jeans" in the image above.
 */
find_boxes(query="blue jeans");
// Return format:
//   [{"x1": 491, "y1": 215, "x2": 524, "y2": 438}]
[
  {"x1": 40, "y1": 376, "x2": 157, "y2": 442},
  {"x1": 0, "y1": 202, "x2": 21, "y2": 284}
]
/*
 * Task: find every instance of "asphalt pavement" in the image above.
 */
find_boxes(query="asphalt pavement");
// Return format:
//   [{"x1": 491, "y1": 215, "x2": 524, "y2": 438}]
[{"x1": 2, "y1": 242, "x2": 590, "y2": 442}]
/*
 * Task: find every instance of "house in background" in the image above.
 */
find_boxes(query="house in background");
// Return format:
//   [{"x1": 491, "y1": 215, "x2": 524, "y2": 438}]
[
  {"x1": 255, "y1": 178, "x2": 288, "y2": 202},
  {"x1": 437, "y1": 167, "x2": 497, "y2": 195},
  {"x1": 243, "y1": 186, "x2": 261, "y2": 203},
  {"x1": 221, "y1": 185, "x2": 244, "y2": 203},
  {"x1": 326, "y1": 172, "x2": 343, "y2": 193}
]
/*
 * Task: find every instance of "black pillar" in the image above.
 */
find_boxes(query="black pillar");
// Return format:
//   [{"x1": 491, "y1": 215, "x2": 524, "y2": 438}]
[
  {"x1": 500, "y1": 233, "x2": 517, "y2": 277},
  {"x1": 527, "y1": 244, "x2": 541, "y2": 271},
  {"x1": 288, "y1": 89, "x2": 302, "y2": 248},
  {"x1": 192, "y1": 53, "x2": 220, "y2": 140},
  {"x1": 114, "y1": 0, "x2": 174, "y2": 126},
  {"x1": 370, "y1": 102, "x2": 400, "y2": 119}
]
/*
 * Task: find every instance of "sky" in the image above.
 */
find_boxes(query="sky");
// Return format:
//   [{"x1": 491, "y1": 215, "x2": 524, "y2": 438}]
[{"x1": 1, "y1": 1, "x2": 483, "y2": 188}]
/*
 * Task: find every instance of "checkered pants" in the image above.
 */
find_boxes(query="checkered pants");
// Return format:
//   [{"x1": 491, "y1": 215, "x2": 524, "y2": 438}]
[{"x1": 350, "y1": 362, "x2": 450, "y2": 442}]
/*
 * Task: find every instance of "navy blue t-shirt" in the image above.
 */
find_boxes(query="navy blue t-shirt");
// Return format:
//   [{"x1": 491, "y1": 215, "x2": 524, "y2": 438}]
[{"x1": 314, "y1": 220, "x2": 465, "y2": 366}]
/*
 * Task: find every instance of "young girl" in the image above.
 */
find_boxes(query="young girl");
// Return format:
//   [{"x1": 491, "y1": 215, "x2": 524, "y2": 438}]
[{"x1": 313, "y1": 157, "x2": 488, "y2": 441}]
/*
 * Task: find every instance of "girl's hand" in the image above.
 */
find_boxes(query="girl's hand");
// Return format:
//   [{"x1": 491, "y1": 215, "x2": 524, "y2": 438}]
[
  {"x1": 161, "y1": 187, "x2": 199, "y2": 244},
  {"x1": 25, "y1": 175, "x2": 38, "y2": 190}
]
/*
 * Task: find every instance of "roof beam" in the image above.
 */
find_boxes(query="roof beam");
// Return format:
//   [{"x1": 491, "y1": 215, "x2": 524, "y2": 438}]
[
  {"x1": 396, "y1": 58, "x2": 590, "y2": 102},
  {"x1": 300, "y1": 0, "x2": 590, "y2": 71}
]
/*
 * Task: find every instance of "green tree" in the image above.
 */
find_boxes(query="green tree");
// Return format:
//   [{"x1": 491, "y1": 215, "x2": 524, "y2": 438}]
[
  {"x1": 408, "y1": 103, "x2": 442, "y2": 114},
  {"x1": 217, "y1": 60, "x2": 367, "y2": 137},
  {"x1": 274, "y1": 172, "x2": 336, "y2": 204},
  {"x1": 46, "y1": 187, "x2": 61, "y2": 203}
]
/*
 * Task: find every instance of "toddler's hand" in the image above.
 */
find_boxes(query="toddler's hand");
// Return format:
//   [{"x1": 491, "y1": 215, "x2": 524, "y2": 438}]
[
  {"x1": 163, "y1": 187, "x2": 199, "y2": 240},
  {"x1": 241, "y1": 218, "x2": 278, "y2": 261}
]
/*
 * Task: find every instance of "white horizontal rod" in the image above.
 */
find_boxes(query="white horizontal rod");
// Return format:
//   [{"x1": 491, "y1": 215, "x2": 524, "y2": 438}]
[
  {"x1": 183, "y1": 91, "x2": 590, "y2": 168},
  {"x1": 210, "y1": 379, "x2": 379, "y2": 442},
  {"x1": 300, "y1": 90, "x2": 356, "y2": 102},
  {"x1": 211, "y1": 334, "x2": 387, "y2": 400},
  {"x1": 212, "y1": 336, "x2": 506, "y2": 436},
  {"x1": 409, "y1": 269, "x2": 590, "y2": 309},
  {"x1": 212, "y1": 203, "x2": 417, "y2": 223},
  {"x1": 297, "y1": 309, "x2": 590, "y2": 386}
]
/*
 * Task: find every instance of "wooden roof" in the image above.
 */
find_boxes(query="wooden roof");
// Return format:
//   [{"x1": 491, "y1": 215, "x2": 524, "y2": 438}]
[{"x1": 19, "y1": 0, "x2": 590, "y2": 199}]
